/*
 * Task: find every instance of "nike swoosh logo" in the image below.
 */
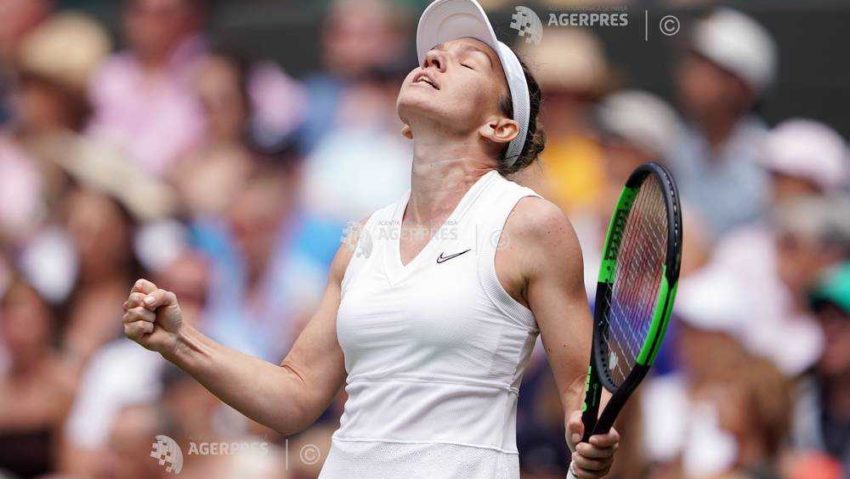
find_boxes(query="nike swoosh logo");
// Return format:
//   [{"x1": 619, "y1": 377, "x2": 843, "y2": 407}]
[{"x1": 436, "y1": 249, "x2": 471, "y2": 264}]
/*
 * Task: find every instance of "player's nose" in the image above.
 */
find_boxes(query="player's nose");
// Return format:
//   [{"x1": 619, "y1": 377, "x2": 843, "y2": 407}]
[{"x1": 423, "y1": 49, "x2": 447, "y2": 72}]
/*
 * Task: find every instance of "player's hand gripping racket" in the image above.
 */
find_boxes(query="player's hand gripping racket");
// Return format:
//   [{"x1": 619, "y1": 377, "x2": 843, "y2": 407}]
[{"x1": 567, "y1": 162, "x2": 682, "y2": 479}]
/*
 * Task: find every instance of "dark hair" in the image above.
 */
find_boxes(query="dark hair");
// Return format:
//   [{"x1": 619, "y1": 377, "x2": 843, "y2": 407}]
[{"x1": 497, "y1": 58, "x2": 545, "y2": 175}]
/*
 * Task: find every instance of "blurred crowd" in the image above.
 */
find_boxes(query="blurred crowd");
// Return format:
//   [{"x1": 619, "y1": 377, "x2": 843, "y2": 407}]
[{"x1": 0, "y1": 1, "x2": 848, "y2": 479}]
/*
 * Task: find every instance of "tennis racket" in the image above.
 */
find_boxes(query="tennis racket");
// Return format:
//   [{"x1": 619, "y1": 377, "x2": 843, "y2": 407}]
[{"x1": 567, "y1": 162, "x2": 682, "y2": 479}]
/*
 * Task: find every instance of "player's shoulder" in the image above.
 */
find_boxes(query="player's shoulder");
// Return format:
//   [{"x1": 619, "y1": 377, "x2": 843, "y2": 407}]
[
  {"x1": 503, "y1": 195, "x2": 582, "y2": 264},
  {"x1": 508, "y1": 196, "x2": 574, "y2": 238}
]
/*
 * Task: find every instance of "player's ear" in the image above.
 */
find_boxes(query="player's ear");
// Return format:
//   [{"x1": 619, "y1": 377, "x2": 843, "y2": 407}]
[
  {"x1": 401, "y1": 124, "x2": 413, "y2": 139},
  {"x1": 478, "y1": 116, "x2": 518, "y2": 146}
]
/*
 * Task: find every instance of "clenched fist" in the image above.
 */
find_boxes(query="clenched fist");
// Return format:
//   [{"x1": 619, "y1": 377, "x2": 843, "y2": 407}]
[{"x1": 122, "y1": 279, "x2": 184, "y2": 355}]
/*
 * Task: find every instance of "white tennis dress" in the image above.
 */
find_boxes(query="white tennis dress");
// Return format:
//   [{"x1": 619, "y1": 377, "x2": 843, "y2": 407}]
[{"x1": 320, "y1": 171, "x2": 541, "y2": 479}]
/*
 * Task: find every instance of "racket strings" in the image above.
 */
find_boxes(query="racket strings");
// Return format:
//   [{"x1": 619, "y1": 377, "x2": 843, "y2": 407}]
[{"x1": 603, "y1": 177, "x2": 668, "y2": 388}]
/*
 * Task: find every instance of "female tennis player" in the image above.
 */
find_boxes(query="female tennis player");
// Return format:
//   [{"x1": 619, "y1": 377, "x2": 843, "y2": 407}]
[{"x1": 122, "y1": 1, "x2": 619, "y2": 477}]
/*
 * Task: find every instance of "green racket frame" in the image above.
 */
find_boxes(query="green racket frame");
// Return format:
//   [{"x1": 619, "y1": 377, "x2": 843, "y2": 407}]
[{"x1": 579, "y1": 162, "x2": 683, "y2": 442}]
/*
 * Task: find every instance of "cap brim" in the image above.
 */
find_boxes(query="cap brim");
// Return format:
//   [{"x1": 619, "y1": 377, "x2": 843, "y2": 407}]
[{"x1": 416, "y1": 0, "x2": 499, "y2": 65}]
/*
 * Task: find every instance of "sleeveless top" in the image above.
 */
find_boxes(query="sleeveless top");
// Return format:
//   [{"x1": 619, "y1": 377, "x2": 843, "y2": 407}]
[{"x1": 320, "y1": 171, "x2": 541, "y2": 479}]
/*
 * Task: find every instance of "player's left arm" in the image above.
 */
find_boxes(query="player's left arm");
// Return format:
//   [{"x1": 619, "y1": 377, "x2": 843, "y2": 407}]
[{"x1": 500, "y1": 197, "x2": 619, "y2": 479}]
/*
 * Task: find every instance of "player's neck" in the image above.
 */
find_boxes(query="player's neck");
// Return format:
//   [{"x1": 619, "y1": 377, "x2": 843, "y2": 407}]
[{"x1": 407, "y1": 129, "x2": 494, "y2": 226}]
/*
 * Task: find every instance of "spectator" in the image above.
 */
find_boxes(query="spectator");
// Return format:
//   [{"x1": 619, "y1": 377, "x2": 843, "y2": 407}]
[
  {"x1": 707, "y1": 120, "x2": 848, "y2": 375},
  {"x1": 201, "y1": 158, "x2": 340, "y2": 362},
  {"x1": 299, "y1": 65, "x2": 412, "y2": 223},
  {"x1": 0, "y1": 135, "x2": 44, "y2": 245},
  {"x1": 0, "y1": 0, "x2": 54, "y2": 124},
  {"x1": 173, "y1": 51, "x2": 255, "y2": 220},
  {"x1": 681, "y1": 356, "x2": 793, "y2": 479},
  {"x1": 96, "y1": 404, "x2": 171, "y2": 479},
  {"x1": 0, "y1": 12, "x2": 111, "y2": 244},
  {"x1": 60, "y1": 188, "x2": 143, "y2": 362},
  {"x1": 794, "y1": 262, "x2": 850, "y2": 475},
  {"x1": 641, "y1": 267, "x2": 751, "y2": 477},
  {"x1": 158, "y1": 365, "x2": 228, "y2": 472},
  {"x1": 61, "y1": 252, "x2": 209, "y2": 476},
  {"x1": 298, "y1": 0, "x2": 409, "y2": 154},
  {"x1": 574, "y1": 89, "x2": 682, "y2": 292},
  {"x1": 0, "y1": 278, "x2": 78, "y2": 478},
  {"x1": 757, "y1": 119, "x2": 848, "y2": 200},
  {"x1": 173, "y1": 50, "x2": 306, "y2": 221},
  {"x1": 519, "y1": 28, "x2": 612, "y2": 213},
  {"x1": 670, "y1": 8, "x2": 778, "y2": 235},
  {"x1": 87, "y1": 0, "x2": 208, "y2": 176}
]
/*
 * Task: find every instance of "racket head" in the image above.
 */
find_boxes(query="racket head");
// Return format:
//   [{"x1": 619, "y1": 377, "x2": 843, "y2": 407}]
[{"x1": 592, "y1": 162, "x2": 682, "y2": 395}]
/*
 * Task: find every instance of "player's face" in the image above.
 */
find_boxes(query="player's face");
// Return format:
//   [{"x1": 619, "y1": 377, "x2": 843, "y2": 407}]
[{"x1": 397, "y1": 38, "x2": 510, "y2": 137}]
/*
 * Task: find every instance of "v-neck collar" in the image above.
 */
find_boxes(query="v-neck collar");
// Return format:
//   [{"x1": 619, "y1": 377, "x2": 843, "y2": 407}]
[{"x1": 384, "y1": 170, "x2": 497, "y2": 283}]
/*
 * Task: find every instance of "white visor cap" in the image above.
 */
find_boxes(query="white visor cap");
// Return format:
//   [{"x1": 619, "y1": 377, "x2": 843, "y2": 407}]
[{"x1": 416, "y1": 0, "x2": 530, "y2": 167}]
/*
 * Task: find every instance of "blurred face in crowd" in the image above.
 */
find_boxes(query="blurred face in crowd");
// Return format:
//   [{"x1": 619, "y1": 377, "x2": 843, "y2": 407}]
[
  {"x1": 195, "y1": 54, "x2": 249, "y2": 143},
  {"x1": 676, "y1": 324, "x2": 745, "y2": 383},
  {"x1": 98, "y1": 405, "x2": 165, "y2": 479},
  {"x1": 676, "y1": 53, "x2": 751, "y2": 125},
  {"x1": 0, "y1": 281, "x2": 53, "y2": 366},
  {"x1": 323, "y1": 0, "x2": 404, "y2": 78},
  {"x1": 700, "y1": 358, "x2": 791, "y2": 463},
  {"x1": 397, "y1": 39, "x2": 514, "y2": 151},
  {"x1": 776, "y1": 231, "x2": 841, "y2": 301},
  {"x1": 228, "y1": 172, "x2": 296, "y2": 279},
  {"x1": 65, "y1": 189, "x2": 134, "y2": 279},
  {"x1": 769, "y1": 171, "x2": 821, "y2": 205},
  {"x1": 601, "y1": 138, "x2": 653, "y2": 187},
  {"x1": 814, "y1": 304, "x2": 850, "y2": 378},
  {"x1": 11, "y1": 72, "x2": 91, "y2": 135},
  {"x1": 124, "y1": 0, "x2": 201, "y2": 65},
  {"x1": 163, "y1": 373, "x2": 221, "y2": 441}
]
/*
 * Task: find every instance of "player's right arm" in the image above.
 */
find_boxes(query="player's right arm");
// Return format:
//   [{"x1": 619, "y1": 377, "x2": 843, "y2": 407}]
[{"x1": 122, "y1": 244, "x2": 353, "y2": 436}]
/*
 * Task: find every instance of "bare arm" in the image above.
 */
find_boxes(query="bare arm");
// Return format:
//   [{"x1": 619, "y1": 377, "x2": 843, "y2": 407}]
[
  {"x1": 122, "y1": 245, "x2": 352, "y2": 436},
  {"x1": 501, "y1": 197, "x2": 618, "y2": 478}
]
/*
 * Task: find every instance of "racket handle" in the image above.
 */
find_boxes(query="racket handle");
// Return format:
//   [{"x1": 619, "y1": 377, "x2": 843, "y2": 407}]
[
  {"x1": 566, "y1": 466, "x2": 579, "y2": 479},
  {"x1": 579, "y1": 375, "x2": 602, "y2": 443}
]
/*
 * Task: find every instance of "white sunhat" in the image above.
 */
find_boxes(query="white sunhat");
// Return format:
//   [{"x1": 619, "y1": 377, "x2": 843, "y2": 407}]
[
  {"x1": 597, "y1": 90, "x2": 682, "y2": 159},
  {"x1": 416, "y1": 0, "x2": 530, "y2": 167},
  {"x1": 761, "y1": 119, "x2": 849, "y2": 192},
  {"x1": 691, "y1": 8, "x2": 778, "y2": 95}
]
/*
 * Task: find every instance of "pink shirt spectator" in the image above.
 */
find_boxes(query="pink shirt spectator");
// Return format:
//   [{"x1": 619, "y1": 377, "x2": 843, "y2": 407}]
[
  {"x1": 86, "y1": 37, "x2": 205, "y2": 177},
  {"x1": 0, "y1": 135, "x2": 43, "y2": 242}
]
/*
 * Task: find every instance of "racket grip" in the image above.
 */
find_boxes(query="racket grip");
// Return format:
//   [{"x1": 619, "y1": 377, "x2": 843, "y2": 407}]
[
  {"x1": 566, "y1": 467, "x2": 578, "y2": 479},
  {"x1": 579, "y1": 376, "x2": 602, "y2": 443}
]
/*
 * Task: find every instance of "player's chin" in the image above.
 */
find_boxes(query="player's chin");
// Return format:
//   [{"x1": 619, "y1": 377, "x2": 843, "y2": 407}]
[
  {"x1": 396, "y1": 90, "x2": 444, "y2": 121},
  {"x1": 398, "y1": 83, "x2": 438, "y2": 104}
]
